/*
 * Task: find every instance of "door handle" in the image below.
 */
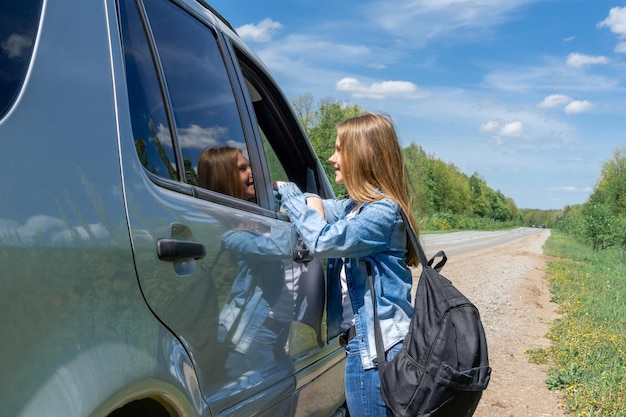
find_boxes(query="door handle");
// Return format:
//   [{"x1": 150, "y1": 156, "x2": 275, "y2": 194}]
[{"x1": 157, "y1": 238, "x2": 206, "y2": 261}]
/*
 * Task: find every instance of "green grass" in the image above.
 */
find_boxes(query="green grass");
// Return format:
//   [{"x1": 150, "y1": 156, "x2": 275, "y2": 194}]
[
  {"x1": 540, "y1": 232, "x2": 626, "y2": 416},
  {"x1": 418, "y1": 212, "x2": 524, "y2": 232}
]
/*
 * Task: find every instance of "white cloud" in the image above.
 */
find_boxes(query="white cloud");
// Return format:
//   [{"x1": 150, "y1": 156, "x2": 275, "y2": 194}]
[
  {"x1": 537, "y1": 94, "x2": 572, "y2": 108},
  {"x1": 549, "y1": 186, "x2": 593, "y2": 193},
  {"x1": 335, "y1": 77, "x2": 429, "y2": 99},
  {"x1": 479, "y1": 120, "x2": 524, "y2": 139},
  {"x1": 597, "y1": 6, "x2": 626, "y2": 36},
  {"x1": 500, "y1": 121, "x2": 524, "y2": 137},
  {"x1": 155, "y1": 123, "x2": 227, "y2": 149},
  {"x1": 236, "y1": 18, "x2": 282, "y2": 42},
  {"x1": 482, "y1": 60, "x2": 618, "y2": 93},
  {"x1": 615, "y1": 42, "x2": 626, "y2": 53},
  {"x1": 367, "y1": 0, "x2": 537, "y2": 45},
  {"x1": 537, "y1": 94, "x2": 593, "y2": 115},
  {"x1": 480, "y1": 120, "x2": 499, "y2": 132},
  {"x1": 564, "y1": 100, "x2": 594, "y2": 114},
  {"x1": 0, "y1": 215, "x2": 63, "y2": 245},
  {"x1": 52, "y1": 223, "x2": 111, "y2": 244},
  {"x1": 1, "y1": 33, "x2": 32, "y2": 59},
  {"x1": 566, "y1": 53, "x2": 609, "y2": 68},
  {"x1": 254, "y1": 34, "x2": 371, "y2": 73},
  {"x1": 178, "y1": 124, "x2": 230, "y2": 149},
  {"x1": 0, "y1": 214, "x2": 114, "y2": 246}
]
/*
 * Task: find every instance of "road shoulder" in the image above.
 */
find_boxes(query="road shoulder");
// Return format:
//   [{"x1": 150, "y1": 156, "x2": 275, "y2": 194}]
[{"x1": 413, "y1": 230, "x2": 566, "y2": 417}]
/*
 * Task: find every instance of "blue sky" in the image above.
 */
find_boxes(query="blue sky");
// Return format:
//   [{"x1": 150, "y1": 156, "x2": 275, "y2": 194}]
[{"x1": 212, "y1": 0, "x2": 626, "y2": 210}]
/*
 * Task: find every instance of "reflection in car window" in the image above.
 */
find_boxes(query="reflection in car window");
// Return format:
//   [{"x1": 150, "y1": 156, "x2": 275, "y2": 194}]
[
  {"x1": 260, "y1": 128, "x2": 288, "y2": 186},
  {"x1": 239, "y1": 58, "x2": 317, "y2": 196},
  {"x1": 197, "y1": 146, "x2": 256, "y2": 203},
  {"x1": 118, "y1": 0, "x2": 178, "y2": 181},
  {"x1": 0, "y1": 0, "x2": 43, "y2": 119},
  {"x1": 142, "y1": 0, "x2": 250, "y2": 196},
  {"x1": 238, "y1": 60, "x2": 329, "y2": 355}
]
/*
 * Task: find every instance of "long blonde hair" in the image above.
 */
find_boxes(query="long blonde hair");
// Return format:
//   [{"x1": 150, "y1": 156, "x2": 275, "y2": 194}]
[{"x1": 337, "y1": 112, "x2": 419, "y2": 266}]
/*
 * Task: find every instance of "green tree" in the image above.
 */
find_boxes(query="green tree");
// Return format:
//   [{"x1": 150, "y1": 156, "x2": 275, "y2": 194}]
[
  {"x1": 291, "y1": 93, "x2": 315, "y2": 136},
  {"x1": 469, "y1": 173, "x2": 492, "y2": 217},
  {"x1": 594, "y1": 147, "x2": 626, "y2": 216},
  {"x1": 491, "y1": 190, "x2": 512, "y2": 221},
  {"x1": 403, "y1": 143, "x2": 434, "y2": 215},
  {"x1": 581, "y1": 147, "x2": 626, "y2": 250},
  {"x1": 506, "y1": 197, "x2": 519, "y2": 220},
  {"x1": 306, "y1": 97, "x2": 364, "y2": 197},
  {"x1": 429, "y1": 159, "x2": 470, "y2": 214},
  {"x1": 555, "y1": 204, "x2": 585, "y2": 239},
  {"x1": 583, "y1": 202, "x2": 622, "y2": 250}
]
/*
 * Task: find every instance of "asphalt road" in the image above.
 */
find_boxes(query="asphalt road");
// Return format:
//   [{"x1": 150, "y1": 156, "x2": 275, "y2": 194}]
[{"x1": 420, "y1": 227, "x2": 546, "y2": 259}]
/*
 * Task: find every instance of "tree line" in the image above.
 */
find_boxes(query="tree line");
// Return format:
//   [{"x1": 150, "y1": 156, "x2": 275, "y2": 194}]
[{"x1": 555, "y1": 147, "x2": 626, "y2": 252}]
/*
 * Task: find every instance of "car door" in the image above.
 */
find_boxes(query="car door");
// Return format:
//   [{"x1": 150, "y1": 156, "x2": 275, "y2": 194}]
[
  {"x1": 117, "y1": 0, "x2": 300, "y2": 415},
  {"x1": 225, "y1": 40, "x2": 348, "y2": 417}
]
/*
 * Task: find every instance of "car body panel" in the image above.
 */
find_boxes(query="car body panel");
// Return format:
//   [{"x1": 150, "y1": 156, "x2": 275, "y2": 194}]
[
  {"x1": 0, "y1": 0, "x2": 346, "y2": 416},
  {"x1": 1, "y1": 0, "x2": 205, "y2": 416}
]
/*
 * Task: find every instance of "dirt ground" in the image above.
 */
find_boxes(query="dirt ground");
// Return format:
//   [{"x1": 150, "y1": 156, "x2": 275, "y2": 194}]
[{"x1": 416, "y1": 229, "x2": 566, "y2": 417}]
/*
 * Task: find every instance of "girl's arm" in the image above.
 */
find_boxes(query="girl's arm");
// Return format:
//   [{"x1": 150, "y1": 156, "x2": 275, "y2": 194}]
[
  {"x1": 277, "y1": 182, "x2": 397, "y2": 259},
  {"x1": 305, "y1": 195, "x2": 326, "y2": 221},
  {"x1": 274, "y1": 181, "x2": 348, "y2": 222}
]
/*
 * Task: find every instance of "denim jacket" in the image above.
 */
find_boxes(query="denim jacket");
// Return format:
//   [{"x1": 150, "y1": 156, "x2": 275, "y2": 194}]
[
  {"x1": 218, "y1": 227, "x2": 291, "y2": 354},
  {"x1": 277, "y1": 182, "x2": 413, "y2": 369}
]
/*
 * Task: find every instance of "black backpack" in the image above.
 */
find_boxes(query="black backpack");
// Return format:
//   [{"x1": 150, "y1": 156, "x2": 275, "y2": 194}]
[{"x1": 368, "y1": 210, "x2": 491, "y2": 417}]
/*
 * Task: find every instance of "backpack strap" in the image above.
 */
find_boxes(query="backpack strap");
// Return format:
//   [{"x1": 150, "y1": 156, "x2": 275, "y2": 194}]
[
  {"x1": 367, "y1": 262, "x2": 387, "y2": 367},
  {"x1": 398, "y1": 208, "x2": 429, "y2": 268},
  {"x1": 368, "y1": 207, "x2": 443, "y2": 365}
]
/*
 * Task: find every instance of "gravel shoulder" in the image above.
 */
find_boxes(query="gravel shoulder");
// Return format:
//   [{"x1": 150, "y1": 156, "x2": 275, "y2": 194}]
[{"x1": 413, "y1": 229, "x2": 566, "y2": 417}]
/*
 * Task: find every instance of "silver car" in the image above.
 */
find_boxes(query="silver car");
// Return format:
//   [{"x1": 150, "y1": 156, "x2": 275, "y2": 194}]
[{"x1": 0, "y1": 0, "x2": 347, "y2": 416}]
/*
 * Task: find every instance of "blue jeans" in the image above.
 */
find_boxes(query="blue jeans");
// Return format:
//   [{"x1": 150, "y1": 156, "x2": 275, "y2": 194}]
[{"x1": 345, "y1": 339, "x2": 403, "y2": 417}]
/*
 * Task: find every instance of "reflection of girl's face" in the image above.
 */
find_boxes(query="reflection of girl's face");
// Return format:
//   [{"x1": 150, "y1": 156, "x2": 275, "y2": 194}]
[{"x1": 236, "y1": 153, "x2": 255, "y2": 200}]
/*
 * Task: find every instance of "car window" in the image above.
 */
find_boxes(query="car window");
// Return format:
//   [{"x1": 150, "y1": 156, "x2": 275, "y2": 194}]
[
  {"x1": 142, "y1": 0, "x2": 254, "y2": 198},
  {"x1": 0, "y1": 0, "x2": 43, "y2": 119},
  {"x1": 261, "y1": 128, "x2": 289, "y2": 186},
  {"x1": 120, "y1": 0, "x2": 255, "y2": 203},
  {"x1": 238, "y1": 55, "x2": 323, "y2": 198},
  {"x1": 118, "y1": 0, "x2": 178, "y2": 181},
  {"x1": 237, "y1": 54, "x2": 329, "y2": 356}
]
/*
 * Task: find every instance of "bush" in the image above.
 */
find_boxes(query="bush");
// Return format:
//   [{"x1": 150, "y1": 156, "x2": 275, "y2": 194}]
[
  {"x1": 422, "y1": 212, "x2": 522, "y2": 232},
  {"x1": 541, "y1": 232, "x2": 626, "y2": 415},
  {"x1": 583, "y1": 203, "x2": 624, "y2": 251}
]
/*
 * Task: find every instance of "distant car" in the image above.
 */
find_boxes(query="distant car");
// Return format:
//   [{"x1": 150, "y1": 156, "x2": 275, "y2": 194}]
[{"x1": 0, "y1": 1, "x2": 347, "y2": 416}]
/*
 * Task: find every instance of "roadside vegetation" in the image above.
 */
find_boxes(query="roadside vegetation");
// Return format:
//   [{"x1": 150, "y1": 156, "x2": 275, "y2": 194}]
[
  {"x1": 541, "y1": 232, "x2": 626, "y2": 416},
  {"x1": 530, "y1": 148, "x2": 626, "y2": 416}
]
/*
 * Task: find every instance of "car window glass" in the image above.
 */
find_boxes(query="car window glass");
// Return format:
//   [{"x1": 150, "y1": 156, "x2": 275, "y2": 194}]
[
  {"x1": 261, "y1": 129, "x2": 288, "y2": 184},
  {"x1": 118, "y1": 0, "x2": 178, "y2": 181},
  {"x1": 0, "y1": 0, "x2": 43, "y2": 119},
  {"x1": 142, "y1": 0, "x2": 253, "y2": 201},
  {"x1": 239, "y1": 60, "x2": 320, "y2": 198},
  {"x1": 239, "y1": 58, "x2": 329, "y2": 356}
]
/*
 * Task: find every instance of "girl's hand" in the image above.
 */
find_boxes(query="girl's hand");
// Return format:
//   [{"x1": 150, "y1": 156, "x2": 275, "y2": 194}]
[
  {"x1": 306, "y1": 196, "x2": 326, "y2": 220},
  {"x1": 273, "y1": 181, "x2": 286, "y2": 189}
]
